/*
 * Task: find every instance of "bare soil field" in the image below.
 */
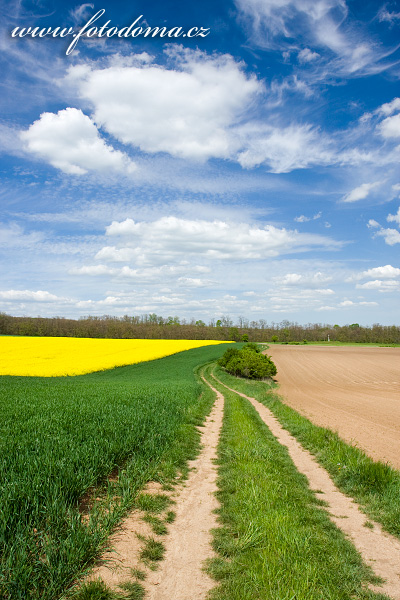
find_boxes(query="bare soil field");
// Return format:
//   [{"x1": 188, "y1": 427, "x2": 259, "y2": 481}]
[{"x1": 267, "y1": 345, "x2": 400, "y2": 468}]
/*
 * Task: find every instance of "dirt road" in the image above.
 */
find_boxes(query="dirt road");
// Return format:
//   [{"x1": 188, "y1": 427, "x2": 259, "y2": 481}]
[{"x1": 267, "y1": 345, "x2": 400, "y2": 468}]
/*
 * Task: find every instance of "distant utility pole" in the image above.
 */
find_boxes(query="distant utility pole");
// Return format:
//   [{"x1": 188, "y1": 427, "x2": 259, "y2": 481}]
[{"x1": 327, "y1": 335, "x2": 330, "y2": 342}]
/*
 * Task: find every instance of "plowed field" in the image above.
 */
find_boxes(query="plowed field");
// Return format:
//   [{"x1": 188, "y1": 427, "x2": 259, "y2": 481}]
[{"x1": 267, "y1": 345, "x2": 400, "y2": 468}]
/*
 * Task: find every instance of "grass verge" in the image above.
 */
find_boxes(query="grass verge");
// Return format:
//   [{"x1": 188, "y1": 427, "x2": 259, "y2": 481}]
[
  {"x1": 203, "y1": 364, "x2": 388, "y2": 600},
  {"x1": 213, "y1": 364, "x2": 400, "y2": 540}
]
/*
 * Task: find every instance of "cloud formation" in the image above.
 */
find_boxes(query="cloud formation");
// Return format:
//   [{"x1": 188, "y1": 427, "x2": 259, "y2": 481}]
[
  {"x1": 368, "y1": 207, "x2": 400, "y2": 245},
  {"x1": 20, "y1": 108, "x2": 136, "y2": 175},
  {"x1": 69, "y1": 49, "x2": 261, "y2": 162},
  {"x1": 103, "y1": 216, "x2": 340, "y2": 263},
  {"x1": 342, "y1": 181, "x2": 381, "y2": 203}
]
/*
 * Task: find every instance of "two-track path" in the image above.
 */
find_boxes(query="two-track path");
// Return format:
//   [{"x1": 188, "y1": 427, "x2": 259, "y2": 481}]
[
  {"x1": 210, "y1": 372, "x2": 400, "y2": 600},
  {"x1": 90, "y1": 366, "x2": 400, "y2": 600}
]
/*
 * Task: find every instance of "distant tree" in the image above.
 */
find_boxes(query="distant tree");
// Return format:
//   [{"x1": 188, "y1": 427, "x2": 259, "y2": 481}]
[{"x1": 228, "y1": 327, "x2": 240, "y2": 341}]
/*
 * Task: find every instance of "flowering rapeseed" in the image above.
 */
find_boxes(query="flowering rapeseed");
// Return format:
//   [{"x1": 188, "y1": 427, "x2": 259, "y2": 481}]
[{"x1": 0, "y1": 336, "x2": 228, "y2": 377}]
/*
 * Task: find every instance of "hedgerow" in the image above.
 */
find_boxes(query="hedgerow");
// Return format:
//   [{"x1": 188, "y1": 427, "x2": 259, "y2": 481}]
[{"x1": 218, "y1": 344, "x2": 277, "y2": 379}]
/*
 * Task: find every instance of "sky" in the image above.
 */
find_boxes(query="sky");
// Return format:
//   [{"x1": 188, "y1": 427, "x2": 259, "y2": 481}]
[{"x1": 0, "y1": 0, "x2": 399, "y2": 326}]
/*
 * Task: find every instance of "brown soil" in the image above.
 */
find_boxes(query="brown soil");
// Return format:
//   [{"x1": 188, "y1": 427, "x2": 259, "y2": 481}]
[
  {"x1": 213, "y1": 374, "x2": 400, "y2": 600},
  {"x1": 267, "y1": 345, "x2": 400, "y2": 468}
]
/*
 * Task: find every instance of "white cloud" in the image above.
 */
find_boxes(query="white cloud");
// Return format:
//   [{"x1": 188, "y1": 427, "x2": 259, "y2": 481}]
[
  {"x1": 69, "y1": 3, "x2": 95, "y2": 25},
  {"x1": 375, "y1": 227, "x2": 400, "y2": 245},
  {"x1": 273, "y1": 271, "x2": 332, "y2": 287},
  {"x1": 376, "y1": 98, "x2": 400, "y2": 116},
  {"x1": 387, "y1": 206, "x2": 400, "y2": 225},
  {"x1": 341, "y1": 181, "x2": 381, "y2": 203},
  {"x1": 0, "y1": 289, "x2": 70, "y2": 302},
  {"x1": 236, "y1": 123, "x2": 332, "y2": 172},
  {"x1": 69, "y1": 48, "x2": 261, "y2": 162},
  {"x1": 298, "y1": 48, "x2": 320, "y2": 63},
  {"x1": 21, "y1": 108, "x2": 136, "y2": 175},
  {"x1": 367, "y1": 207, "x2": 400, "y2": 246},
  {"x1": 94, "y1": 246, "x2": 139, "y2": 262},
  {"x1": 234, "y1": 0, "x2": 387, "y2": 76},
  {"x1": 339, "y1": 298, "x2": 378, "y2": 306},
  {"x1": 356, "y1": 280, "x2": 400, "y2": 292},
  {"x1": 0, "y1": 222, "x2": 44, "y2": 248},
  {"x1": 70, "y1": 264, "x2": 116, "y2": 276},
  {"x1": 360, "y1": 265, "x2": 400, "y2": 279},
  {"x1": 379, "y1": 113, "x2": 400, "y2": 139},
  {"x1": 378, "y1": 7, "x2": 400, "y2": 24},
  {"x1": 104, "y1": 216, "x2": 340, "y2": 263},
  {"x1": 294, "y1": 211, "x2": 322, "y2": 222},
  {"x1": 367, "y1": 219, "x2": 380, "y2": 229},
  {"x1": 177, "y1": 277, "x2": 215, "y2": 288}
]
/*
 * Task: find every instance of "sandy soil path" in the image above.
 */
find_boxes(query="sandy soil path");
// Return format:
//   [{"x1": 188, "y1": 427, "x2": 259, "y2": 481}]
[
  {"x1": 213, "y1": 374, "x2": 400, "y2": 600},
  {"x1": 267, "y1": 345, "x2": 400, "y2": 468},
  {"x1": 143, "y1": 380, "x2": 223, "y2": 600},
  {"x1": 88, "y1": 382, "x2": 223, "y2": 599}
]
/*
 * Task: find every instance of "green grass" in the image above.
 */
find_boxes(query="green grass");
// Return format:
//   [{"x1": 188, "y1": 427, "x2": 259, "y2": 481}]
[
  {"x1": 143, "y1": 514, "x2": 168, "y2": 536},
  {"x1": 135, "y1": 493, "x2": 171, "y2": 514},
  {"x1": 213, "y1": 365, "x2": 400, "y2": 540},
  {"x1": 0, "y1": 344, "x2": 232, "y2": 600},
  {"x1": 71, "y1": 579, "x2": 145, "y2": 600},
  {"x1": 203, "y1": 364, "x2": 389, "y2": 600},
  {"x1": 71, "y1": 580, "x2": 115, "y2": 600},
  {"x1": 139, "y1": 536, "x2": 165, "y2": 563}
]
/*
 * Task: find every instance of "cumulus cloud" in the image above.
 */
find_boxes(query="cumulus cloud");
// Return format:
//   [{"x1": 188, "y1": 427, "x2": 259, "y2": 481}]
[
  {"x1": 387, "y1": 206, "x2": 400, "y2": 225},
  {"x1": 379, "y1": 113, "x2": 400, "y2": 139},
  {"x1": 359, "y1": 265, "x2": 400, "y2": 279},
  {"x1": 273, "y1": 270, "x2": 332, "y2": 286},
  {"x1": 375, "y1": 228, "x2": 400, "y2": 245},
  {"x1": 0, "y1": 289, "x2": 70, "y2": 302},
  {"x1": 367, "y1": 207, "x2": 400, "y2": 246},
  {"x1": 298, "y1": 48, "x2": 320, "y2": 63},
  {"x1": 294, "y1": 212, "x2": 322, "y2": 222},
  {"x1": 103, "y1": 216, "x2": 340, "y2": 263},
  {"x1": 20, "y1": 108, "x2": 136, "y2": 175},
  {"x1": 356, "y1": 280, "x2": 400, "y2": 292},
  {"x1": 341, "y1": 181, "x2": 381, "y2": 203},
  {"x1": 69, "y1": 48, "x2": 261, "y2": 162}
]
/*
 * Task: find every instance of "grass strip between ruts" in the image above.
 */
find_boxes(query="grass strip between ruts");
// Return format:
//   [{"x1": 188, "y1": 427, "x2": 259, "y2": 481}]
[
  {"x1": 203, "y1": 363, "x2": 389, "y2": 600},
  {"x1": 213, "y1": 364, "x2": 400, "y2": 541}
]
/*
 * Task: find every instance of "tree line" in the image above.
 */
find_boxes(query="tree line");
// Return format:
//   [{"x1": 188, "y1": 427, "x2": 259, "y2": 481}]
[{"x1": 0, "y1": 313, "x2": 399, "y2": 344}]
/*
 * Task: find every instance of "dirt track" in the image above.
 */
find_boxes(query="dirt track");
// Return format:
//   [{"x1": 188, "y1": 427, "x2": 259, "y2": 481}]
[{"x1": 267, "y1": 345, "x2": 400, "y2": 468}]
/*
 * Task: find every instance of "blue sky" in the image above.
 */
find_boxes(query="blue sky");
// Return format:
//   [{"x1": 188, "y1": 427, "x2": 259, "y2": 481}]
[{"x1": 0, "y1": 0, "x2": 399, "y2": 325}]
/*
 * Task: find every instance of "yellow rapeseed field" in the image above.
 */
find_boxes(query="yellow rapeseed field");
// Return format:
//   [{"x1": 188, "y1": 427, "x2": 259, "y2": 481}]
[{"x1": 0, "y1": 336, "x2": 228, "y2": 377}]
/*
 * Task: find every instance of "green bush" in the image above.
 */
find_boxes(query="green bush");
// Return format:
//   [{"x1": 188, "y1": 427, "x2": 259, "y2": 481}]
[
  {"x1": 218, "y1": 345, "x2": 277, "y2": 380},
  {"x1": 218, "y1": 347, "x2": 241, "y2": 367}
]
